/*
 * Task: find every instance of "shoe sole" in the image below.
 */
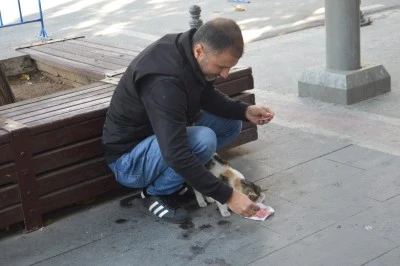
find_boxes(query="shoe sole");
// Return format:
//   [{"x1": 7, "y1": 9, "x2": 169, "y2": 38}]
[{"x1": 139, "y1": 203, "x2": 191, "y2": 224}]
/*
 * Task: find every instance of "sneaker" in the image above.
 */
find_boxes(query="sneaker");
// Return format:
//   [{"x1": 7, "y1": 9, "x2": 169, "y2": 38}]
[{"x1": 140, "y1": 192, "x2": 190, "y2": 224}]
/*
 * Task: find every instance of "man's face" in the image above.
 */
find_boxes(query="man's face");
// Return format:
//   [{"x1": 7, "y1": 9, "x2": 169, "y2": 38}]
[{"x1": 194, "y1": 44, "x2": 239, "y2": 81}]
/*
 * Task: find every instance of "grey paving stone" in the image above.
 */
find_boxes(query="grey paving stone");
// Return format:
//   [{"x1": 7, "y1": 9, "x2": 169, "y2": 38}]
[
  {"x1": 363, "y1": 245, "x2": 400, "y2": 266},
  {"x1": 323, "y1": 144, "x2": 400, "y2": 170},
  {"x1": 259, "y1": 174, "x2": 377, "y2": 241},
  {"x1": 334, "y1": 162, "x2": 400, "y2": 202},
  {"x1": 256, "y1": 157, "x2": 364, "y2": 201},
  {"x1": 338, "y1": 195, "x2": 400, "y2": 245},
  {"x1": 249, "y1": 219, "x2": 398, "y2": 266},
  {"x1": 33, "y1": 200, "x2": 289, "y2": 266},
  {"x1": 0, "y1": 195, "x2": 145, "y2": 266},
  {"x1": 222, "y1": 123, "x2": 352, "y2": 182}
]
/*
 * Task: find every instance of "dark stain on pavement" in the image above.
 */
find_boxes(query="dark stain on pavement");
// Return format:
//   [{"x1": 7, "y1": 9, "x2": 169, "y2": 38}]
[
  {"x1": 115, "y1": 218, "x2": 128, "y2": 224},
  {"x1": 217, "y1": 220, "x2": 231, "y2": 226},
  {"x1": 204, "y1": 258, "x2": 231, "y2": 266}
]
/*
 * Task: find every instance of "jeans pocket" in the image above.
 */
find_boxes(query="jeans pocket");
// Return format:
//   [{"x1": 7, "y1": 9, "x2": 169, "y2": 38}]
[{"x1": 113, "y1": 156, "x2": 146, "y2": 188}]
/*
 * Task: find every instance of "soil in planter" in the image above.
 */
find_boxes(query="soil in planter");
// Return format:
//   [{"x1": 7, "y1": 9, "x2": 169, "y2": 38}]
[{"x1": 8, "y1": 69, "x2": 73, "y2": 102}]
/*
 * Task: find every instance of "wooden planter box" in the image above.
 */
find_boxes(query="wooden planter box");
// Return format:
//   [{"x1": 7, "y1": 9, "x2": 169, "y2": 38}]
[{"x1": 0, "y1": 39, "x2": 257, "y2": 231}]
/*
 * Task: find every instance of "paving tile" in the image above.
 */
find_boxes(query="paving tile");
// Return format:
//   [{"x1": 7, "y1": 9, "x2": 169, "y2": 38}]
[
  {"x1": 324, "y1": 144, "x2": 400, "y2": 170},
  {"x1": 0, "y1": 196, "x2": 145, "y2": 266},
  {"x1": 338, "y1": 195, "x2": 400, "y2": 245},
  {"x1": 259, "y1": 176, "x2": 377, "y2": 241},
  {"x1": 256, "y1": 157, "x2": 363, "y2": 201},
  {"x1": 33, "y1": 200, "x2": 290, "y2": 266},
  {"x1": 222, "y1": 123, "x2": 352, "y2": 182},
  {"x1": 249, "y1": 219, "x2": 398, "y2": 266},
  {"x1": 335, "y1": 162, "x2": 400, "y2": 202},
  {"x1": 363, "y1": 245, "x2": 400, "y2": 266}
]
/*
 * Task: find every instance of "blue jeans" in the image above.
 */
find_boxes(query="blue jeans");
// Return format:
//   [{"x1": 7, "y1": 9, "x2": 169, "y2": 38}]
[{"x1": 108, "y1": 110, "x2": 242, "y2": 196}]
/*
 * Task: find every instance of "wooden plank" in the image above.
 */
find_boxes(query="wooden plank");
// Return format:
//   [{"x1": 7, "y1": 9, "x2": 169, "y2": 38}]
[
  {"x1": 214, "y1": 66, "x2": 252, "y2": 85},
  {"x1": 0, "y1": 204, "x2": 24, "y2": 229},
  {"x1": 37, "y1": 174, "x2": 120, "y2": 214},
  {"x1": 36, "y1": 157, "x2": 112, "y2": 195},
  {"x1": 0, "y1": 143, "x2": 12, "y2": 164},
  {"x1": 0, "y1": 82, "x2": 108, "y2": 113},
  {"x1": 8, "y1": 89, "x2": 114, "y2": 121},
  {"x1": 32, "y1": 137, "x2": 104, "y2": 174},
  {"x1": 70, "y1": 39, "x2": 142, "y2": 55},
  {"x1": 19, "y1": 96, "x2": 112, "y2": 124},
  {"x1": 29, "y1": 45, "x2": 124, "y2": 71},
  {"x1": 104, "y1": 68, "x2": 127, "y2": 77},
  {"x1": 27, "y1": 108, "x2": 107, "y2": 135},
  {"x1": 0, "y1": 184, "x2": 20, "y2": 209},
  {"x1": 219, "y1": 126, "x2": 258, "y2": 152},
  {"x1": 49, "y1": 42, "x2": 133, "y2": 67},
  {"x1": 14, "y1": 36, "x2": 85, "y2": 50},
  {"x1": 18, "y1": 48, "x2": 105, "y2": 80},
  {"x1": 0, "y1": 127, "x2": 10, "y2": 145},
  {"x1": 216, "y1": 75, "x2": 254, "y2": 96},
  {"x1": 0, "y1": 163, "x2": 16, "y2": 185},
  {"x1": 31, "y1": 116, "x2": 104, "y2": 154}
]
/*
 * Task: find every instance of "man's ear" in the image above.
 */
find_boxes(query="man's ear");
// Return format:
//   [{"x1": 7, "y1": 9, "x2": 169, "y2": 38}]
[{"x1": 193, "y1": 43, "x2": 204, "y2": 60}]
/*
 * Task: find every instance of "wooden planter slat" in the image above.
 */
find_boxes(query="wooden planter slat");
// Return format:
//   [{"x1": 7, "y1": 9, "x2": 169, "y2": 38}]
[
  {"x1": 30, "y1": 117, "x2": 105, "y2": 154},
  {"x1": 69, "y1": 39, "x2": 142, "y2": 56},
  {"x1": 0, "y1": 184, "x2": 20, "y2": 209},
  {"x1": 37, "y1": 174, "x2": 119, "y2": 214},
  {"x1": 0, "y1": 205, "x2": 24, "y2": 229},
  {"x1": 49, "y1": 42, "x2": 133, "y2": 66},
  {"x1": 0, "y1": 163, "x2": 17, "y2": 185},
  {"x1": 36, "y1": 157, "x2": 111, "y2": 196},
  {"x1": 33, "y1": 138, "x2": 103, "y2": 175}
]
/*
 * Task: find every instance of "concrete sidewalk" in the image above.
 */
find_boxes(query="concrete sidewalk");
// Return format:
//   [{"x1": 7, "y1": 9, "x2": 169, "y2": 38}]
[{"x1": 1, "y1": 5, "x2": 400, "y2": 266}]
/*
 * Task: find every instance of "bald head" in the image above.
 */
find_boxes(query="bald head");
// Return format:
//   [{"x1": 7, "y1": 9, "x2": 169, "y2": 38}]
[{"x1": 192, "y1": 18, "x2": 244, "y2": 58}]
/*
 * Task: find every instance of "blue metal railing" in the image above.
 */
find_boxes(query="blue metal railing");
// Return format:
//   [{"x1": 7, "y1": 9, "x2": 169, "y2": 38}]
[{"x1": 0, "y1": 0, "x2": 48, "y2": 39}]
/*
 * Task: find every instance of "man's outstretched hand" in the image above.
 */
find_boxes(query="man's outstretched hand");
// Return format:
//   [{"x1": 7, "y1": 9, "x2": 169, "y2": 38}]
[
  {"x1": 226, "y1": 190, "x2": 260, "y2": 217},
  {"x1": 245, "y1": 105, "x2": 275, "y2": 126}
]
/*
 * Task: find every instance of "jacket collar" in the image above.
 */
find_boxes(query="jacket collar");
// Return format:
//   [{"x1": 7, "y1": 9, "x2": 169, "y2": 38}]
[{"x1": 177, "y1": 29, "x2": 209, "y2": 86}]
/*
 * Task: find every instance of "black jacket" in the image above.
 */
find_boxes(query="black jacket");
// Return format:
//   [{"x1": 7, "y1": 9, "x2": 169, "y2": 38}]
[{"x1": 102, "y1": 29, "x2": 249, "y2": 203}]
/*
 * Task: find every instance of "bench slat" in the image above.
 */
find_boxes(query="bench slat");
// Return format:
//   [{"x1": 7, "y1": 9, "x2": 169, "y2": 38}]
[
  {"x1": 33, "y1": 137, "x2": 104, "y2": 175},
  {"x1": 29, "y1": 45, "x2": 124, "y2": 71},
  {"x1": 36, "y1": 157, "x2": 111, "y2": 196},
  {"x1": 37, "y1": 174, "x2": 119, "y2": 214},
  {"x1": 31, "y1": 116, "x2": 105, "y2": 154},
  {"x1": 0, "y1": 163, "x2": 16, "y2": 185},
  {"x1": 69, "y1": 39, "x2": 142, "y2": 56},
  {"x1": 0, "y1": 184, "x2": 20, "y2": 209},
  {"x1": 0, "y1": 82, "x2": 108, "y2": 112},
  {"x1": 18, "y1": 48, "x2": 105, "y2": 80},
  {"x1": 0, "y1": 204, "x2": 24, "y2": 229},
  {"x1": 49, "y1": 42, "x2": 134, "y2": 66}
]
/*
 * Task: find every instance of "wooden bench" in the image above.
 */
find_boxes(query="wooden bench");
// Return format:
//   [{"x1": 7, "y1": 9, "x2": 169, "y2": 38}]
[{"x1": 0, "y1": 38, "x2": 257, "y2": 231}]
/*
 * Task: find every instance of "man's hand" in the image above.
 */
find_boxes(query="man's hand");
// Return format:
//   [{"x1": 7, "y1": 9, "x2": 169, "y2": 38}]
[
  {"x1": 245, "y1": 105, "x2": 275, "y2": 126},
  {"x1": 226, "y1": 190, "x2": 260, "y2": 217}
]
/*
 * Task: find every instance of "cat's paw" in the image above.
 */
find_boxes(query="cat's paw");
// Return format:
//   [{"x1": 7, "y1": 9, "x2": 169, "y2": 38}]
[
  {"x1": 221, "y1": 210, "x2": 231, "y2": 217},
  {"x1": 205, "y1": 197, "x2": 215, "y2": 203},
  {"x1": 198, "y1": 201, "x2": 207, "y2": 208}
]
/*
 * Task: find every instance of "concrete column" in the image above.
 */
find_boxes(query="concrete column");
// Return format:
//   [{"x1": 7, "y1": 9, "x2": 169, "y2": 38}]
[
  {"x1": 298, "y1": 0, "x2": 390, "y2": 105},
  {"x1": 326, "y1": 0, "x2": 360, "y2": 70}
]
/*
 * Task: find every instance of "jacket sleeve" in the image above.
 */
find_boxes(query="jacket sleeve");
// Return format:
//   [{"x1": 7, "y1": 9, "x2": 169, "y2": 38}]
[
  {"x1": 200, "y1": 83, "x2": 250, "y2": 120},
  {"x1": 139, "y1": 77, "x2": 233, "y2": 203}
]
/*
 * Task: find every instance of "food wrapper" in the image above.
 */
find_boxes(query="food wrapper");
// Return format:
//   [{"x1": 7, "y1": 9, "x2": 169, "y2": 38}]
[{"x1": 245, "y1": 199, "x2": 275, "y2": 221}]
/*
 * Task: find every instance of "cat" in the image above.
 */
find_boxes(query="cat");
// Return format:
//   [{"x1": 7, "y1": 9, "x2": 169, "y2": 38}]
[{"x1": 194, "y1": 153, "x2": 263, "y2": 217}]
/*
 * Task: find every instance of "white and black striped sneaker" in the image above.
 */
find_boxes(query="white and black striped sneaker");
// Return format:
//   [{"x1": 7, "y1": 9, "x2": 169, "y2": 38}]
[{"x1": 140, "y1": 191, "x2": 190, "y2": 224}]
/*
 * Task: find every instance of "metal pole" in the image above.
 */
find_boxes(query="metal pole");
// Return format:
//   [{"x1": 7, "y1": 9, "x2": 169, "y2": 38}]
[
  {"x1": 17, "y1": 0, "x2": 24, "y2": 22},
  {"x1": 37, "y1": 0, "x2": 48, "y2": 39},
  {"x1": 325, "y1": 0, "x2": 361, "y2": 71}
]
